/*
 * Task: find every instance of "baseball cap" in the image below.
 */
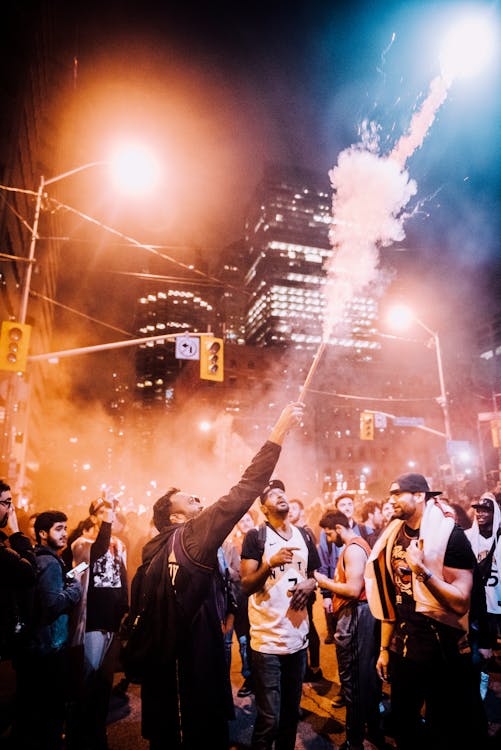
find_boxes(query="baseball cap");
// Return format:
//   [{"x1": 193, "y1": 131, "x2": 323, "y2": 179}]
[
  {"x1": 471, "y1": 494, "x2": 495, "y2": 511},
  {"x1": 89, "y1": 497, "x2": 113, "y2": 516},
  {"x1": 389, "y1": 473, "x2": 442, "y2": 497},
  {"x1": 260, "y1": 479, "x2": 285, "y2": 504}
]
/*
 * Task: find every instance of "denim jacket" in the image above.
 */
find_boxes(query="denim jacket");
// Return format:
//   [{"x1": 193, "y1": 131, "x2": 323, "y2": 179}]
[{"x1": 30, "y1": 546, "x2": 81, "y2": 656}]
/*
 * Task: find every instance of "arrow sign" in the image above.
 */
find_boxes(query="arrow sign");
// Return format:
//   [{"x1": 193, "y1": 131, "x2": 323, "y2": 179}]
[{"x1": 175, "y1": 335, "x2": 200, "y2": 360}]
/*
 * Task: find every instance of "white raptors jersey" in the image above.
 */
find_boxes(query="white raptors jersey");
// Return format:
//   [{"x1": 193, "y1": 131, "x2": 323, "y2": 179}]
[{"x1": 248, "y1": 524, "x2": 310, "y2": 654}]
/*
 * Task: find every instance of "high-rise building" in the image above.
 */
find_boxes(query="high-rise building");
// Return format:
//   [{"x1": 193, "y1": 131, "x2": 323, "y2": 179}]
[
  {"x1": 243, "y1": 163, "x2": 380, "y2": 357},
  {"x1": 133, "y1": 247, "x2": 218, "y2": 408}
]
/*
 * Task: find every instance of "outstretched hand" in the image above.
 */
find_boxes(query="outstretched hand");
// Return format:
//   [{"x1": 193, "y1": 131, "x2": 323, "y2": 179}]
[{"x1": 268, "y1": 402, "x2": 305, "y2": 445}]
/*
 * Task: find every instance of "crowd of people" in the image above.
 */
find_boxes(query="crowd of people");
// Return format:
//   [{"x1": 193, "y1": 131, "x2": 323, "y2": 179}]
[{"x1": 1, "y1": 401, "x2": 501, "y2": 750}]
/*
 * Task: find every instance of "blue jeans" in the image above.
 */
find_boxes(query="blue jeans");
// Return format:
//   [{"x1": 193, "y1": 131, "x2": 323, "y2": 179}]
[{"x1": 250, "y1": 647, "x2": 307, "y2": 750}]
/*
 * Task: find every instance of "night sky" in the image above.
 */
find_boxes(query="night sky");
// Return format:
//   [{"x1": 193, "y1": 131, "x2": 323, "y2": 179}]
[
  {"x1": 2, "y1": 0, "x2": 501, "y2": 332},
  {"x1": 0, "y1": 0, "x2": 499, "y2": 499}
]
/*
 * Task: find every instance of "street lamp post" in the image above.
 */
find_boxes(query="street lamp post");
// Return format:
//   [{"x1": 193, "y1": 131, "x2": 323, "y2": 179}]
[
  {"x1": 412, "y1": 316, "x2": 453, "y2": 444},
  {"x1": 386, "y1": 305, "x2": 455, "y2": 481},
  {"x1": 2, "y1": 150, "x2": 159, "y2": 494},
  {"x1": 18, "y1": 163, "x2": 106, "y2": 324}
]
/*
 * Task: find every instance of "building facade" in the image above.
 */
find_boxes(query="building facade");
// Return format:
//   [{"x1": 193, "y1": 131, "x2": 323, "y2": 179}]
[{"x1": 243, "y1": 163, "x2": 380, "y2": 357}]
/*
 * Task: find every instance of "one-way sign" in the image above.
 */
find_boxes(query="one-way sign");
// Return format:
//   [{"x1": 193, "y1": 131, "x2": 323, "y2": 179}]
[{"x1": 175, "y1": 335, "x2": 200, "y2": 360}]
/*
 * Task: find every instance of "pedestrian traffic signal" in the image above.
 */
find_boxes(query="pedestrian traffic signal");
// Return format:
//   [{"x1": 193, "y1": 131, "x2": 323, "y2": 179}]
[
  {"x1": 360, "y1": 411, "x2": 374, "y2": 440},
  {"x1": 200, "y1": 336, "x2": 224, "y2": 382},
  {"x1": 0, "y1": 321, "x2": 32, "y2": 372}
]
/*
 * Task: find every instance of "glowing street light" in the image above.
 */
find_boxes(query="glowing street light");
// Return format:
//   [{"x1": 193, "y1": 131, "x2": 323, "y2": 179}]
[
  {"x1": 109, "y1": 142, "x2": 161, "y2": 196},
  {"x1": 1, "y1": 146, "x2": 159, "y2": 493},
  {"x1": 18, "y1": 146, "x2": 160, "y2": 324}
]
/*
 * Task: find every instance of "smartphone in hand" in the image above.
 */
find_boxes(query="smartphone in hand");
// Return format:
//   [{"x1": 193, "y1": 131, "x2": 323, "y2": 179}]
[{"x1": 67, "y1": 561, "x2": 89, "y2": 579}]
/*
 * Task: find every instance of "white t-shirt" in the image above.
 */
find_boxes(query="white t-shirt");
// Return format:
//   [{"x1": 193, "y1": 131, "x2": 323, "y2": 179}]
[
  {"x1": 474, "y1": 534, "x2": 501, "y2": 614},
  {"x1": 245, "y1": 524, "x2": 310, "y2": 655}
]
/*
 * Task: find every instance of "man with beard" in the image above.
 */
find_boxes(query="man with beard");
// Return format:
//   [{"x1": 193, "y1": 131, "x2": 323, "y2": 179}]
[
  {"x1": 315, "y1": 511, "x2": 385, "y2": 750},
  {"x1": 466, "y1": 492, "x2": 501, "y2": 681},
  {"x1": 13, "y1": 511, "x2": 82, "y2": 749},
  {"x1": 137, "y1": 402, "x2": 304, "y2": 750},
  {"x1": 365, "y1": 473, "x2": 487, "y2": 750},
  {"x1": 241, "y1": 478, "x2": 320, "y2": 750}
]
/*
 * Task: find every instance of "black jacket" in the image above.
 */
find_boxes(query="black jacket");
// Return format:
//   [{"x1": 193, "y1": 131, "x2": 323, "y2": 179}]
[
  {"x1": 0, "y1": 531, "x2": 36, "y2": 660},
  {"x1": 140, "y1": 439, "x2": 281, "y2": 748}
]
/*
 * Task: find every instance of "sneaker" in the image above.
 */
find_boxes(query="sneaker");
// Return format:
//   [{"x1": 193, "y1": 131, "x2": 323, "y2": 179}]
[
  {"x1": 304, "y1": 666, "x2": 324, "y2": 682},
  {"x1": 324, "y1": 635, "x2": 335, "y2": 644},
  {"x1": 331, "y1": 693, "x2": 346, "y2": 708},
  {"x1": 237, "y1": 679, "x2": 253, "y2": 698}
]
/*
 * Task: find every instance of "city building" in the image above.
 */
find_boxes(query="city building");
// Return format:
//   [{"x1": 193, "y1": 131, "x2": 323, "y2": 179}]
[
  {"x1": 0, "y1": 5, "x2": 73, "y2": 493},
  {"x1": 243, "y1": 163, "x2": 380, "y2": 357}
]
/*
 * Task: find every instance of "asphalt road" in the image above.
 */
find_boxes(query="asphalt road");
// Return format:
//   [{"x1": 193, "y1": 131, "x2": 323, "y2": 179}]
[{"x1": 107, "y1": 601, "x2": 501, "y2": 749}]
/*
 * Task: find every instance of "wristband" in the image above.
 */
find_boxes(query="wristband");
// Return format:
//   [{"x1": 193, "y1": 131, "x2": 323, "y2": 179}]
[
  {"x1": 415, "y1": 569, "x2": 432, "y2": 584},
  {"x1": 379, "y1": 646, "x2": 389, "y2": 651}
]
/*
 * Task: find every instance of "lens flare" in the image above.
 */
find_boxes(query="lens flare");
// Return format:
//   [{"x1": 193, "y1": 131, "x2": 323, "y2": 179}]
[
  {"x1": 440, "y1": 13, "x2": 497, "y2": 81},
  {"x1": 386, "y1": 304, "x2": 414, "y2": 331},
  {"x1": 109, "y1": 143, "x2": 160, "y2": 195}
]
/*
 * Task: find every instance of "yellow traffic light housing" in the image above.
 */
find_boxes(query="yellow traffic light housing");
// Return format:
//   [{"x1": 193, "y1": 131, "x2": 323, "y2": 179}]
[
  {"x1": 360, "y1": 411, "x2": 374, "y2": 440},
  {"x1": 0, "y1": 321, "x2": 32, "y2": 372},
  {"x1": 200, "y1": 336, "x2": 224, "y2": 382}
]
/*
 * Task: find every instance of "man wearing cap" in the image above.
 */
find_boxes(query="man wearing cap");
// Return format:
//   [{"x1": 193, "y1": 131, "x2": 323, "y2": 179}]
[
  {"x1": 138, "y1": 402, "x2": 304, "y2": 750},
  {"x1": 365, "y1": 473, "x2": 486, "y2": 750},
  {"x1": 241, "y1": 476, "x2": 320, "y2": 750},
  {"x1": 466, "y1": 492, "x2": 501, "y2": 665}
]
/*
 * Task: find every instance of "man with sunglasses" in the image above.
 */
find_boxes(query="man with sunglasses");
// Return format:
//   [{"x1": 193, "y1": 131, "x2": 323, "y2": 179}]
[{"x1": 136, "y1": 402, "x2": 304, "y2": 750}]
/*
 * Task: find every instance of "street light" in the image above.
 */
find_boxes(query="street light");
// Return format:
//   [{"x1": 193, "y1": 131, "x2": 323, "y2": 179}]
[
  {"x1": 19, "y1": 146, "x2": 160, "y2": 323},
  {"x1": 1, "y1": 147, "x2": 160, "y2": 492},
  {"x1": 386, "y1": 304, "x2": 453, "y2": 445}
]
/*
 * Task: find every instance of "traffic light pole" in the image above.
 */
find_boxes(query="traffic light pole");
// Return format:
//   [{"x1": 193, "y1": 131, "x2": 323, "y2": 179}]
[{"x1": 27, "y1": 331, "x2": 204, "y2": 362}]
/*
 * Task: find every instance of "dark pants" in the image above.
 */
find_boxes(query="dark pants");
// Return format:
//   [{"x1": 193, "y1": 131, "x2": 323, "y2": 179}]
[
  {"x1": 66, "y1": 633, "x2": 120, "y2": 750},
  {"x1": 307, "y1": 596, "x2": 320, "y2": 669},
  {"x1": 250, "y1": 647, "x2": 307, "y2": 750},
  {"x1": 13, "y1": 648, "x2": 68, "y2": 750},
  {"x1": 390, "y1": 649, "x2": 488, "y2": 750},
  {"x1": 334, "y1": 602, "x2": 381, "y2": 746}
]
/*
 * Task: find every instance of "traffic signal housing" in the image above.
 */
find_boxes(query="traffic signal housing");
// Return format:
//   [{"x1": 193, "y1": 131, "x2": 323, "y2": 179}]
[
  {"x1": 0, "y1": 321, "x2": 32, "y2": 372},
  {"x1": 200, "y1": 336, "x2": 224, "y2": 382},
  {"x1": 360, "y1": 411, "x2": 374, "y2": 440}
]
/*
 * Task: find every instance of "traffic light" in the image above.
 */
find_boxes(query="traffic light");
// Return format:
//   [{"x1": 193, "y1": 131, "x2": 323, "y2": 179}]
[
  {"x1": 0, "y1": 321, "x2": 32, "y2": 372},
  {"x1": 360, "y1": 411, "x2": 374, "y2": 440},
  {"x1": 200, "y1": 336, "x2": 224, "y2": 382}
]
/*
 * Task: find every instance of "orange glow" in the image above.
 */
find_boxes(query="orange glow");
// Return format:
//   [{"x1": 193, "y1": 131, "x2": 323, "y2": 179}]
[{"x1": 109, "y1": 142, "x2": 161, "y2": 195}]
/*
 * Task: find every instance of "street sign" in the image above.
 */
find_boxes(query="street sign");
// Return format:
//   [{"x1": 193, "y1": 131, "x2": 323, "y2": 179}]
[
  {"x1": 175, "y1": 335, "x2": 200, "y2": 360},
  {"x1": 478, "y1": 411, "x2": 501, "y2": 423},
  {"x1": 393, "y1": 416, "x2": 425, "y2": 427},
  {"x1": 374, "y1": 412, "x2": 387, "y2": 429}
]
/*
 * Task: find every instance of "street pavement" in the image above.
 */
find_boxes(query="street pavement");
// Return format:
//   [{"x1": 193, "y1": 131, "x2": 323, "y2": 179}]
[{"x1": 107, "y1": 601, "x2": 501, "y2": 749}]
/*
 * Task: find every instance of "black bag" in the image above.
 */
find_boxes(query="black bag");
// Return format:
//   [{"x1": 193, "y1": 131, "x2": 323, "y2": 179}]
[
  {"x1": 120, "y1": 556, "x2": 150, "y2": 683},
  {"x1": 121, "y1": 529, "x2": 183, "y2": 684}
]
